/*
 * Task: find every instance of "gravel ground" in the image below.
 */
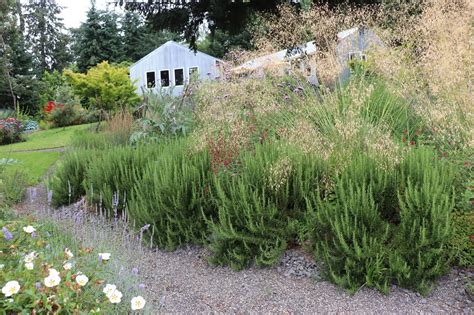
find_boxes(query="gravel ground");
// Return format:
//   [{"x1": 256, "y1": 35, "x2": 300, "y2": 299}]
[
  {"x1": 15, "y1": 184, "x2": 474, "y2": 314},
  {"x1": 142, "y1": 246, "x2": 473, "y2": 314}
]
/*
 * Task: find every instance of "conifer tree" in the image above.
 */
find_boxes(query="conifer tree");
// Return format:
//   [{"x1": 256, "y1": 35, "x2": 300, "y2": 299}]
[
  {"x1": 23, "y1": 0, "x2": 70, "y2": 74},
  {"x1": 100, "y1": 11, "x2": 124, "y2": 63},
  {"x1": 122, "y1": 11, "x2": 144, "y2": 62},
  {"x1": 0, "y1": 0, "x2": 39, "y2": 112},
  {"x1": 75, "y1": 1, "x2": 124, "y2": 72},
  {"x1": 75, "y1": 1, "x2": 103, "y2": 72}
]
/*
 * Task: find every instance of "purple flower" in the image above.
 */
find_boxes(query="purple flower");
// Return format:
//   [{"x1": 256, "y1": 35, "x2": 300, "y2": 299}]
[
  {"x1": 98, "y1": 255, "x2": 103, "y2": 262},
  {"x1": 132, "y1": 267, "x2": 139, "y2": 275},
  {"x1": 138, "y1": 283, "x2": 145, "y2": 290},
  {"x1": 284, "y1": 95, "x2": 289, "y2": 100},
  {"x1": 2, "y1": 227, "x2": 13, "y2": 241},
  {"x1": 31, "y1": 232, "x2": 37, "y2": 239},
  {"x1": 35, "y1": 282, "x2": 41, "y2": 289}
]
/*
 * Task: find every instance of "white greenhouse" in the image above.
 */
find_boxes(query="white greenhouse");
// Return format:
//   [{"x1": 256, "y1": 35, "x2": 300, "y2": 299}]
[{"x1": 129, "y1": 41, "x2": 222, "y2": 96}]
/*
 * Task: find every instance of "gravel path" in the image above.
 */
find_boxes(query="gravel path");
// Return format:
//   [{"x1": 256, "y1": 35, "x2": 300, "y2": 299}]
[
  {"x1": 15, "y1": 184, "x2": 474, "y2": 314},
  {"x1": 5, "y1": 146, "x2": 66, "y2": 153}
]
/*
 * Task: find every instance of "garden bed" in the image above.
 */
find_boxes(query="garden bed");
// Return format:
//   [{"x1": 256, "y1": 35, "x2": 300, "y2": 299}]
[{"x1": 7, "y1": 184, "x2": 473, "y2": 313}]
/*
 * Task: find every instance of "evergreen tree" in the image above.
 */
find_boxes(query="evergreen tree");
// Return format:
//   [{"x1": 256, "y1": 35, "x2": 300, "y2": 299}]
[
  {"x1": 100, "y1": 11, "x2": 123, "y2": 63},
  {"x1": 23, "y1": 0, "x2": 70, "y2": 74},
  {"x1": 121, "y1": 11, "x2": 144, "y2": 62},
  {"x1": 75, "y1": 1, "x2": 103, "y2": 72},
  {"x1": 0, "y1": 0, "x2": 38, "y2": 112},
  {"x1": 75, "y1": 1, "x2": 124, "y2": 72},
  {"x1": 0, "y1": 0, "x2": 17, "y2": 110}
]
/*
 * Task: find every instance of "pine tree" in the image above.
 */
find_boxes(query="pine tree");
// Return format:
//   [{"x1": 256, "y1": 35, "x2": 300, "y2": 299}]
[{"x1": 23, "y1": 0, "x2": 70, "y2": 74}]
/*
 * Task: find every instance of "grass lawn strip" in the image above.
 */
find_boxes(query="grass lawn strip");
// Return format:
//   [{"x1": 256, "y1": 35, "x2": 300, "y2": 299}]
[
  {"x1": 2, "y1": 151, "x2": 61, "y2": 185},
  {"x1": 0, "y1": 124, "x2": 94, "y2": 153}
]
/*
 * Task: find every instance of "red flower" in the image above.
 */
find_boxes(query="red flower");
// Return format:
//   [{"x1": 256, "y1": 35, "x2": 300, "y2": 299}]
[
  {"x1": 44, "y1": 101, "x2": 56, "y2": 113},
  {"x1": 464, "y1": 162, "x2": 470, "y2": 167},
  {"x1": 409, "y1": 140, "x2": 415, "y2": 146}
]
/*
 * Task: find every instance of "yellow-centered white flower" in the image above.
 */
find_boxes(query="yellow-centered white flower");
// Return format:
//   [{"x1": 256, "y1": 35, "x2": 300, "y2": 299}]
[
  {"x1": 63, "y1": 262, "x2": 72, "y2": 270},
  {"x1": 103, "y1": 284, "x2": 116, "y2": 295},
  {"x1": 25, "y1": 262, "x2": 34, "y2": 270},
  {"x1": 131, "y1": 296, "x2": 146, "y2": 310},
  {"x1": 44, "y1": 274, "x2": 61, "y2": 288},
  {"x1": 23, "y1": 226, "x2": 36, "y2": 233},
  {"x1": 64, "y1": 248, "x2": 74, "y2": 259},
  {"x1": 108, "y1": 289, "x2": 123, "y2": 304},
  {"x1": 48, "y1": 268, "x2": 60, "y2": 277},
  {"x1": 76, "y1": 274, "x2": 89, "y2": 286},
  {"x1": 24, "y1": 252, "x2": 36, "y2": 263},
  {"x1": 99, "y1": 253, "x2": 111, "y2": 261},
  {"x1": 2, "y1": 281, "x2": 20, "y2": 297}
]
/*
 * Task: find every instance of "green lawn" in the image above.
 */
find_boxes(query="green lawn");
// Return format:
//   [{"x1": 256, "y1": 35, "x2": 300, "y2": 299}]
[
  {"x1": 0, "y1": 124, "x2": 95, "y2": 184},
  {"x1": 1, "y1": 151, "x2": 61, "y2": 185},
  {"x1": 0, "y1": 123, "x2": 95, "y2": 153}
]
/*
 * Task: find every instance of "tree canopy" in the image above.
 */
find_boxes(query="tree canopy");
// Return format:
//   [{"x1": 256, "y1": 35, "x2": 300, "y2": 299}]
[{"x1": 117, "y1": 0, "x2": 382, "y2": 50}]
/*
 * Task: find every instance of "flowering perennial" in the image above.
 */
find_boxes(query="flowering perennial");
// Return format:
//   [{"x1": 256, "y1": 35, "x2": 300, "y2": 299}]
[{"x1": 1, "y1": 221, "x2": 149, "y2": 312}]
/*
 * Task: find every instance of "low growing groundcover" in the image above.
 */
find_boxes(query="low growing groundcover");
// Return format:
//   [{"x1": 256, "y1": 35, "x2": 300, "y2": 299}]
[{"x1": 0, "y1": 215, "x2": 150, "y2": 313}]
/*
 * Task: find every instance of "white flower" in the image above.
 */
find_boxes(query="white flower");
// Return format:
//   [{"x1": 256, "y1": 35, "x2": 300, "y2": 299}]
[
  {"x1": 76, "y1": 274, "x2": 89, "y2": 286},
  {"x1": 44, "y1": 274, "x2": 61, "y2": 288},
  {"x1": 23, "y1": 226, "x2": 36, "y2": 234},
  {"x1": 98, "y1": 253, "x2": 111, "y2": 261},
  {"x1": 2, "y1": 281, "x2": 20, "y2": 297},
  {"x1": 108, "y1": 289, "x2": 123, "y2": 304},
  {"x1": 24, "y1": 252, "x2": 36, "y2": 263},
  {"x1": 63, "y1": 262, "x2": 72, "y2": 270},
  {"x1": 103, "y1": 284, "x2": 116, "y2": 295},
  {"x1": 64, "y1": 248, "x2": 74, "y2": 259},
  {"x1": 25, "y1": 262, "x2": 34, "y2": 270},
  {"x1": 0, "y1": 264, "x2": 4, "y2": 269},
  {"x1": 131, "y1": 296, "x2": 146, "y2": 310},
  {"x1": 48, "y1": 268, "x2": 60, "y2": 277}
]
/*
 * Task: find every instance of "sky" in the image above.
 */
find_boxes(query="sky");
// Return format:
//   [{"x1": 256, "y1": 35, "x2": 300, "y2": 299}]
[{"x1": 57, "y1": 0, "x2": 123, "y2": 29}]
